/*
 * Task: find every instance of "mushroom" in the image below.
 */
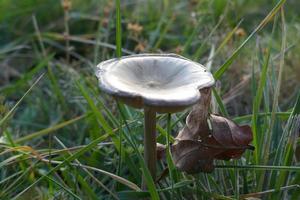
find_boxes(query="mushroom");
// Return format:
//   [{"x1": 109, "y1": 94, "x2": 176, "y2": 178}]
[{"x1": 96, "y1": 54, "x2": 215, "y2": 187}]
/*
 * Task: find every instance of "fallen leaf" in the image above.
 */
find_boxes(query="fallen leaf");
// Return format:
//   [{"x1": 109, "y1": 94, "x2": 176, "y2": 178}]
[{"x1": 170, "y1": 114, "x2": 253, "y2": 173}]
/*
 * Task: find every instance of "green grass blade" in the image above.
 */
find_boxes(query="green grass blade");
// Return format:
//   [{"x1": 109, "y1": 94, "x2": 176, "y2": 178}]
[
  {"x1": 215, "y1": 165, "x2": 300, "y2": 171},
  {"x1": 251, "y1": 46, "x2": 271, "y2": 165},
  {"x1": 212, "y1": 88, "x2": 229, "y2": 117},
  {"x1": 15, "y1": 114, "x2": 88, "y2": 143},
  {"x1": 76, "y1": 82, "x2": 117, "y2": 142},
  {"x1": 274, "y1": 92, "x2": 300, "y2": 191},
  {"x1": 263, "y1": 6, "x2": 287, "y2": 163},
  {"x1": 213, "y1": 0, "x2": 286, "y2": 80},
  {"x1": 45, "y1": 176, "x2": 81, "y2": 200},
  {"x1": 0, "y1": 54, "x2": 52, "y2": 94},
  {"x1": 0, "y1": 73, "x2": 45, "y2": 127},
  {"x1": 116, "y1": 111, "x2": 160, "y2": 200},
  {"x1": 233, "y1": 112, "x2": 290, "y2": 123},
  {"x1": 115, "y1": 0, "x2": 122, "y2": 57},
  {"x1": 12, "y1": 133, "x2": 110, "y2": 199},
  {"x1": 214, "y1": 19, "x2": 243, "y2": 56},
  {"x1": 44, "y1": 158, "x2": 141, "y2": 192}
]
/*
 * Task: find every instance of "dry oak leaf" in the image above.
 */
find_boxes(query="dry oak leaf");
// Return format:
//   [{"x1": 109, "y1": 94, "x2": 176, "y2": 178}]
[{"x1": 170, "y1": 114, "x2": 253, "y2": 174}]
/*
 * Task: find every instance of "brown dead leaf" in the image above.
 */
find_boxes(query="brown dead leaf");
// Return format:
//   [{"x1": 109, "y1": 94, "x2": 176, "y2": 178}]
[
  {"x1": 171, "y1": 140, "x2": 219, "y2": 173},
  {"x1": 157, "y1": 89, "x2": 253, "y2": 174},
  {"x1": 210, "y1": 114, "x2": 253, "y2": 160},
  {"x1": 171, "y1": 114, "x2": 253, "y2": 173}
]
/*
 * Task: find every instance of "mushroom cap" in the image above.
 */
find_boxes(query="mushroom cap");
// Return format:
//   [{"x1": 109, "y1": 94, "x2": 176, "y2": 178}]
[{"x1": 96, "y1": 54, "x2": 215, "y2": 113}]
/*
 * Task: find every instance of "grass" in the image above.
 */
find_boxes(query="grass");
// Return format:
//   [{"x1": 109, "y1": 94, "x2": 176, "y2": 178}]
[{"x1": 0, "y1": 0, "x2": 300, "y2": 199}]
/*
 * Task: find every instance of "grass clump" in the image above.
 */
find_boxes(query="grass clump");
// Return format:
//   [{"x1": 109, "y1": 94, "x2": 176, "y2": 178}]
[{"x1": 0, "y1": 0, "x2": 300, "y2": 199}]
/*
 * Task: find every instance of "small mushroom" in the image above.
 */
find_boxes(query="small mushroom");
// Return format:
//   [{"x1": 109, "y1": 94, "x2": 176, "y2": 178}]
[{"x1": 96, "y1": 54, "x2": 215, "y2": 187}]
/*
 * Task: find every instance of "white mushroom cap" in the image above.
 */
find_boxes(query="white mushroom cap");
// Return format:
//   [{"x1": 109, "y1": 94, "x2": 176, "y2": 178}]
[{"x1": 96, "y1": 54, "x2": 215, "y2": 113}]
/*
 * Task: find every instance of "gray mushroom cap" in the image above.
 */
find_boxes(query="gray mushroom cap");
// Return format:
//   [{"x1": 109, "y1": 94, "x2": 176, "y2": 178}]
[{"x1": 96, "y1": 54, "x2": 215, "y2": 113}]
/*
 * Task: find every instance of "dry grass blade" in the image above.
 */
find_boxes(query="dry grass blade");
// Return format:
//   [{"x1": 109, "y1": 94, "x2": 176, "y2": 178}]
[
  {"x1": 239, "y1": 184, "x2": 300, "y2": 199},
  {"x1": 15, "y1": 114, "x2": 88, "y2": 143},
  {"x1": 263, "y1": 6, "x2": 287, "y2": 163},
  {"x1": 213, "y1": 0, "x2": 287, "y2": 79},
  {"x1": 44, "y1": 33, "x2": 134, "y2": 55},
  {"x1": 41, "y1": 158, "x2": 141, "y2": 191},
  {"x1": 0, "y1": 73, "x2": 45, "y2": 127},
  {"x1": 54, "y1": 136, "x2": 120, "y2": 200}
]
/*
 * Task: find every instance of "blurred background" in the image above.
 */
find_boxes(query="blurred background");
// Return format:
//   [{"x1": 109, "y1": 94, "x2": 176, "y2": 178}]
[{"x1": 1, "y1": 0, "x2": 299, "y2": 115}]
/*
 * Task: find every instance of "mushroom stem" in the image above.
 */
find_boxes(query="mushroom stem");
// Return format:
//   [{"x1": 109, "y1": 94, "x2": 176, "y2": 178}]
[{"x1": 142, "y1": 108, "x2": 157, "y2": 189}]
